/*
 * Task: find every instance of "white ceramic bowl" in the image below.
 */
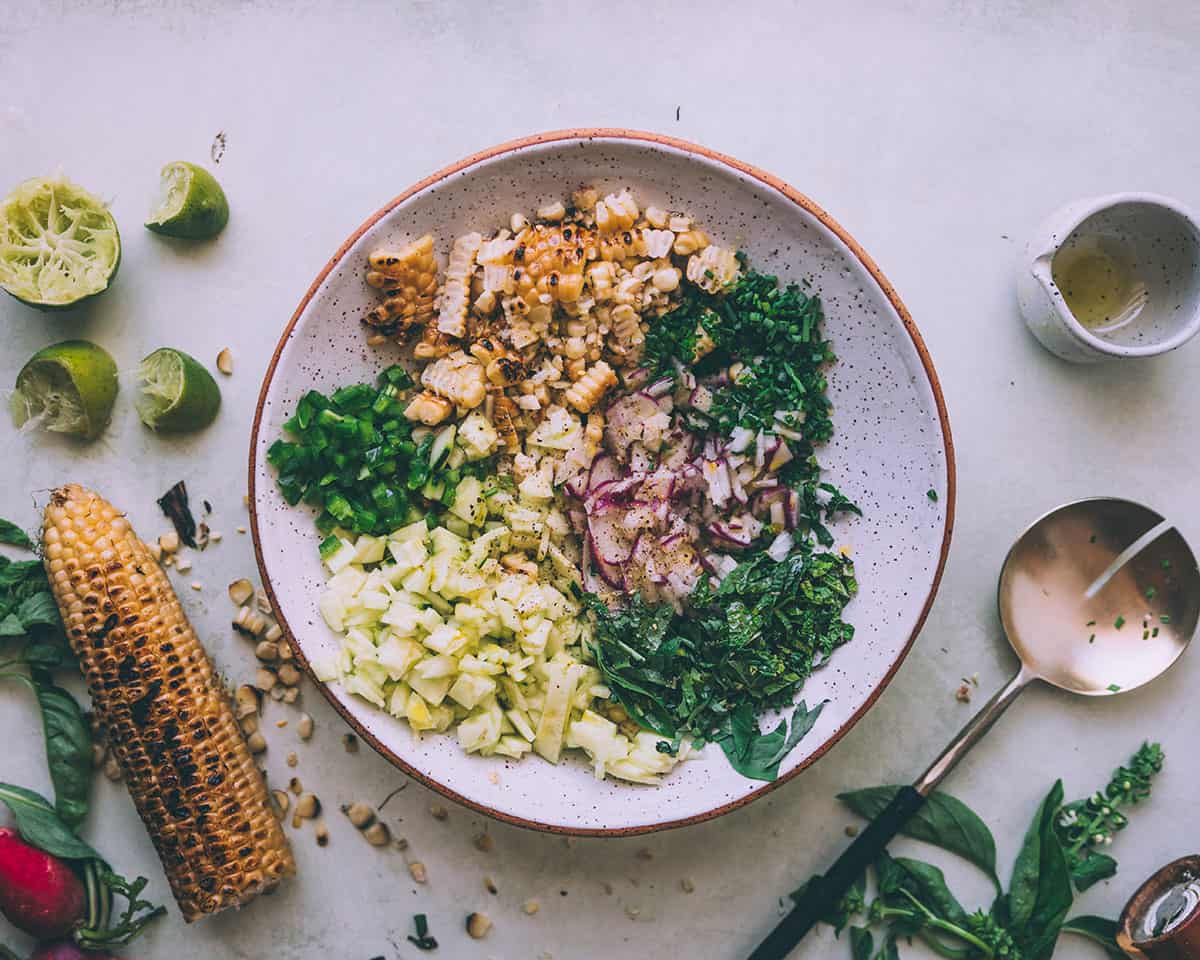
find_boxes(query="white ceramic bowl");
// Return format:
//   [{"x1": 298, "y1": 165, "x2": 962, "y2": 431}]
[{"x1": 250, "y1": 130, "x2": 955, "y2": 836}]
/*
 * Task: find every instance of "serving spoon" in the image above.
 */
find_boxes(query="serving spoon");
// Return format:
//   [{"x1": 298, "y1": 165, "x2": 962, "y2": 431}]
[{"x1": 751, "y1": 497, "x2": 1200, "y2": 960}]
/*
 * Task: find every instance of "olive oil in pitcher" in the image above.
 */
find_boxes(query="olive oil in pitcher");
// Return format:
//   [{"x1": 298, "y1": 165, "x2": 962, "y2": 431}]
[{"x1": 1051, "y1": 235, "x2": 1148, "y2": 333}]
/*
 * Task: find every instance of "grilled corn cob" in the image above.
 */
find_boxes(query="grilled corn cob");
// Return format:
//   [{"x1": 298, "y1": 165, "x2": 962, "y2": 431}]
[
  {"x1": 363, "y1": 234, "x2": 438, "y2": 338},
  {"x1": 41, "y1": 485, "x2": 295, "y2": 921}
]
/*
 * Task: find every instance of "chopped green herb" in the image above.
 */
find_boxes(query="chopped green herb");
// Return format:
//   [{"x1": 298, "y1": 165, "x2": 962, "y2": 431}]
[
  {"x1": 1152, "y1": 627, "x2": 1159, "y2": 638},
  {"x1": 1114, "y1": 616, "x2": 1125, "y2": 629},
  {"x1": 1088, "y1": 634, "x2": 1095, "y2": 644},
  {"x1": 1107, "y1": 683, "x2": 1121, "y2": 692},
  {"x1": 1145, "y1": 587, "x2": 1157, "y2": 600},
  {"x1": 926, "y1": 489, "x2": 938, "y2": 502},
  {"x1": 1085, "y1": 620, "x2": 1095, "y2": 627},
  {"x1": 585, "y1": 548, "x2": 856, "y2": 781},
  {"x1": 317, "y1": 534, "x2": 340, "y2": 560},
  {"x1": 1142, "y1": 630, "x2": 1150, "y2": 640},
  {"x1": 1089, "y1": 534, "x2": 1097, "y2": 543},
  {"x1": 1160, "y1": 615, "x2": 1171, "y2": 624},
  {"x1": 1161, "y1": 559, "x2": 1171, "y2": 570}
]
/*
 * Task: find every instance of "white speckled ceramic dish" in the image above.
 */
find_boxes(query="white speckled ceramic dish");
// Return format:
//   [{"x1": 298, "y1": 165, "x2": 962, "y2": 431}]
[{"x1": 250, "y1": 130, "x2": 955, "y2": 836}]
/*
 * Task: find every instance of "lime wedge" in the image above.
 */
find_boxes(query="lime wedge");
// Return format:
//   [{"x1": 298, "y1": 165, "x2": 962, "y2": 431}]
[
  {"x1": 145, "y1": 162, "x2": 229, "y2": 240},
  {"x1": 0, "y1": 177, "x2": 120, "y2": 309},
  {"x1": 10, "y1": 340, "x2": 119, "y2": 440},
  {"x1": 135, "y1": 348, "x2": 222, "y2": 432}
]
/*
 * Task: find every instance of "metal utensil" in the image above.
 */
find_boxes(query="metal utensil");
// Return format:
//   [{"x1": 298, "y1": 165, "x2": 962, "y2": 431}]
[{"x1": 751, "y1": 497, "x2": 1199, "y2": 960}]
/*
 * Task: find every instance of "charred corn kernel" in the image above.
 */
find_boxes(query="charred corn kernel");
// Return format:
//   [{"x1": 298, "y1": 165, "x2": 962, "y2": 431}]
[
  {"x1": 227, "y1": 578, "x2": 253, "y2": 605},
  {"x1": 271, "y1": 790, "x2": 290, "y2": 818},
  {"x1": 363, "y1": 235, "x2": 439, "y2": 338},
  {"x1": 686, "y1": 244, "x2": 741, "y2": 293},
  {"x1": 564, "y1": 360, "x2": 617, "y2": 413},
  {"x1": 276, "y1": 663, "x2": 301, "y2": 687},
  {"x1": 235, "y1": 684, "x2": 260, "y2": 719},
  {"x1": 564, "y1": 337, "x2": 587, "y2": 360},
  {"x1": 587, "y1": 260, "x2": 616, "y2": 300},
  {"x1": 255, "y1": 641, "x2": 279, "y2": 662},
  {"x1": 510, "y1": 223, "x2": 592, "y2": 308},
  {"x1": 403, "y1": 391, "x2": 453, "y2": 426},
  {"x1": 473, "y1": 289, "x2": 497, "y2": 315},
  {"x1": 490, "y1": 394, "x2": 520, "y2": 453},
  {"x1": 41, "y1": 485, "x2": 295, "y2": 921},
  {"x1": 510, "y1": 212, "x2": 529, "y2": 233},
  {"x1": 413, "y1": 323, "x2": 456, "y2": 359},
  {"x1": 566, "y1": 357, "x2": 586, "y2": 381},
  {"x1": 295, "y1": 793, "x2": 320, "y2": 820},
  {"x1": 642, "y1": 229, "x2": 675, "y2": 259},
  {"x1": 644, "y1": 205, "x2": 668, "y2": 229},
  {"x1": 437, "y1": 232, "x2": 482, "y2": 339},
  {"x1": 296, "y1": 713, "x2": 313, "y2": 740},
  {"x1": 485, "y1": 355, "x2": 525, "y2": 387},
  {"x1": 652, "y1": 265, "x2": 681, "y2": 292},
  {"x1": 255, "y1": 666, "x2": 277, "y2": 691},
  {"x1": 536, "y1": 200, "x2": 565, "y2": 221},
  {"x1": 610, "y1": 304, "x2": 644, "y2": 349},
  {"x1": 595, "y1": 189, "x2": 638, "y2": 233},
  {"x1": 673, "y1": 229, "x2": 709, "y2": 256},
  {"x1": 363, "y1": 821, "x2": 391, "y2": 847},
  {"x1": 468, "y1": 335, "x2": 505, "y2": 365},
  {"x1": 668, "y1": 214, "x2": 692, "y2": 232},
  {"x1": 585, "y1": 412, "x2": 604, "y2": 455},
  {"x1": 246, "y1": 731, "x2": 267, "y2": 754},
  {"x1": 409, "y1": 861, "x2": 427, "y2": 883},
  {"x1": 343, "y1": 802, "x2": 375, "y2": 829},
  {"x1": 598, "y1": 229, "x2": 648, "y2": 263},
  {"x1": 420, "y1": 351, "x2": 487, "y2": 409},
  {"x1": 466, "y1": 912, "x2": 492, "y2": 939},
  {"x1": 158, "y1": 531, "x2": 179, "y2": 555}
]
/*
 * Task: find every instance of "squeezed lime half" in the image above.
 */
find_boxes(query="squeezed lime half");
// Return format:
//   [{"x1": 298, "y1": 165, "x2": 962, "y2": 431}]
[
  {"x1": 135, "y1": 347, "x2": 221, "y2": 432},
  {"x1": 0, "y1": 177, "x2": 120, "y2": 309},
  {"x1": 10, "y1": 340, "x2": 119, "y2": 440},
  {"x1": 145, "y1": 162, "x2": 229, "y2": 240}
]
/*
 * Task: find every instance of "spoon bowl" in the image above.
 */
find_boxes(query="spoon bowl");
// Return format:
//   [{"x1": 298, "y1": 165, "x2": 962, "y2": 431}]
[{"x1": 999, "y1": 497, "x2": 1199, "y2": 696}]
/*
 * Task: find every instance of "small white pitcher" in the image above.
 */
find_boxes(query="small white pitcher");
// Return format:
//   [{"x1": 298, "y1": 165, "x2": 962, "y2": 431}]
[{"x1": 1017, "y1": 192, "x2": 1200, "y2": 362}]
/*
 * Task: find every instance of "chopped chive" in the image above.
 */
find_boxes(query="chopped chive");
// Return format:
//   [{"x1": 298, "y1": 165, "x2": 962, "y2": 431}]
[
  {"x1": 1152, "y1": 627, "x2": 1159, "y2": 638},
  {"x1": 1143, "y1": 629, "x2": 1150, "y2": 640},
  {"x1": 1089, "y1": 534, "x2": 1097, "y2": 544},
  {"x1": 1161, "y1": 559, "x2": 1172, "y2": 570},
  {"x1": 1145, "y1": 587, "x2": 1157, "y2": 600},
  {"x1": 1114, "y1": 616, "x2": 1125, "y2": 629},
  {"x1": 1107, "y1": 683, "x2": 1121, "y2": 693},
  {"x1": 1160, "y1": 615, "x2": 1171, "y2": 624},
  {"x1": 1085, "y1": 620, "x2": 1096, "y2": 627},
  {"x1": 926, "y1": 489, "x2": 938, "y2": 502},
  {"x1": 1088, "y1": 634, "x2": 1095, "y2": 644}
]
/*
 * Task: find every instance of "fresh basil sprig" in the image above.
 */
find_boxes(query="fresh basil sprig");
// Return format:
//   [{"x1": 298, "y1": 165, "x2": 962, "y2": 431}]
[
  {"x1": 796, "y1": 744, "x2": 1161, "y2": 959},
  {"x1": 0, "y1": 526, "x2": 92, "y2": 828}
]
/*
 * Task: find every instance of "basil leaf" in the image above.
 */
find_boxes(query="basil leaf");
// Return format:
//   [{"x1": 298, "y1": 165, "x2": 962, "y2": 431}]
[
  {"x1": 716, "y1": 701, "x2": 825, "y2": 781},
  {"x1": 1071, "y1": 850, "x2": 1118, "y2": 892},
  {"x1": 34, "y1": 682, "x2": 92, "y2": 829},
  {"x1": 892, "y1": 857, "x2": 969, "y2": 926},
  {"x1": 22, "y1": 641, "x2": 67, "y2": 672},
  {"x1": 0, "y1": 783, "x2": 99, "y2": 861},
  {"x1": 1009, "y1": 780, "x2": 1072, "y2": 959},
  {"x1": 838, "y1": 786, "x2": 999, "y2": 886},
  {"x1": 1061, "y1": 916, "x2": 1124, "y2": 959},
  {"x1": 17, "y1": 593, "x2": 60, "y2": 630},
  {"x1": 0, "y1": 519, "x2": 33, "y2": 550},
  {"x1": 849, "y1": 926, "x2": 873, "y2": 960},
  {"x1": 0, "y1": 560, "x2": 40, "y2": 588},
  {"x1": 0, "y1": 612, "x2": 24, "y2": 636}
]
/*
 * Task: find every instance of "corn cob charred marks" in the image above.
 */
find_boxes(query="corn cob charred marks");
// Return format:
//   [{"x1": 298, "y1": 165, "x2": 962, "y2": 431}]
[
  {"x1": 42, "y1": 485, "x2": 295, "y2": 922},
  {"x1": 363, "y1": 234, "x2": 439, "y2": 339}
]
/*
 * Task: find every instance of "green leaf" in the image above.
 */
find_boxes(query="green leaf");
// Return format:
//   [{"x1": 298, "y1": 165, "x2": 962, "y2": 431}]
[
  {"x1": 1062, "y1": 916, "x2": 1124, "y2": 959},
  {"x1": 21, "y1": 641, "x2": 67, "y2": 671},
  {"x1": 0, "y1": 519, "x2": 33, "y2": 550},
  {"x1": 0, "y1": 559, "x2": 40, "y2": 588},
  {"x1": 1009, "y1": 780, "x2": 1072, "y2": 959},
  {"x1": 839, "y1": 786, "x2": 999, "y2": 886},
  {"x1": 0, "y1": 612, "x2": 24, "y2": 636},
  {"x1": 892, "y1": 857, "x2": 969, "y2": 926},
  {"x1": 849, "y1": 926, "x2": 874, "y2": 960},
  {"x1": 716, "y1": 701, "x2": 825, "y2": 781},
  {"x1": 17, "y1": 592, "x2": 60, "y2": 629},
  {"x1": 34, "y1": 682, "x2": 92, "y2": 829},
  {"x1": 0, "y1": 783, "x2": 99, "y2": 861},
  {"x1": 1071, "y1": 851, "x2": 1118, "y2": 892}
]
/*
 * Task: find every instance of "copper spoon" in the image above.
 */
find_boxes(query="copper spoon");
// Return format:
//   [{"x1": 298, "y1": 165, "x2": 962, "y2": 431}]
[{"x1": 751, "y1": 497, "x2": 1199, "y2": 960}]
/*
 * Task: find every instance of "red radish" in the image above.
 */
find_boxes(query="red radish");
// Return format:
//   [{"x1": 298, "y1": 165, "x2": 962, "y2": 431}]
[
  {"x1": 0, "y1": 828, "x2": 86, "y2": 940},
  {"x1": 31, "y1": 944, "x2": 118, "y2": 960}
]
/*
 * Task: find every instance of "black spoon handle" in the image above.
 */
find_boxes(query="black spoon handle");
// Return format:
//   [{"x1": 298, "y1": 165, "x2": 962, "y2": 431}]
[{"x1": 748, "y1": 785, "x2": 926, "y2": 960}]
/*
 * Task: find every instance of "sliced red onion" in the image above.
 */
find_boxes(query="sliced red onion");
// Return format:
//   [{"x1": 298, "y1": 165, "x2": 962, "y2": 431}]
[
  {"x1": 659, "y1": 531, "x2": 686, "y2": 548},
  {"x1": 586, "y1": 453, "x2": 621, "y2": 492},
  {"x1": 729, "y1": 467, "x2": 748, "y2": 505},
  {"x1": 644, "y1": 376, "x2": 674, "y2": 398},
  {"x1": 564, "y1": 472, "x2": 588, "y2": 499},
  {"x1": 707, "y1": 520, "x2": 753, "y2": 548},
  {"x1": 785, "y1": 489, "x2": 801, "y2": 530},
  {"x1": 623, "y1": 367, "x2": 650, "y2": 389}
]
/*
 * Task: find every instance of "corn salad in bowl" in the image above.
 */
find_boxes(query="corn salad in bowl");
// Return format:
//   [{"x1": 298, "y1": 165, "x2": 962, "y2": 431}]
[{"x1": 251, "y1": 132, "x2": 952, "y2": 834}]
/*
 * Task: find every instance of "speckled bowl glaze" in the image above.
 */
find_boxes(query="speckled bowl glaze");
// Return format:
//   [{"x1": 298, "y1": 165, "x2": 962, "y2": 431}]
[{"x1": 250, "y1": 130, "x2": 955, "y2": 836}]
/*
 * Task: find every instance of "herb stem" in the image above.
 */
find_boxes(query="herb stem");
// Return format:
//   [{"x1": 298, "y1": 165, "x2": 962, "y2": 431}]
[{"x1": 897, "y1": 890, "x2": 995, "y2": 957}]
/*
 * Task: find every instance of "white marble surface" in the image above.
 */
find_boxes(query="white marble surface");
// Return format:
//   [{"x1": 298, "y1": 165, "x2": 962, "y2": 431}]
[{"x1": 2, "y1": 2, "x2": 1198, "y2": 958}]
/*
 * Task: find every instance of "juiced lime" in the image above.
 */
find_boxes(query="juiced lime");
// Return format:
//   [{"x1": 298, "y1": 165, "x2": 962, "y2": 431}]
[
  {"x1": 145, "y1": 162, "x2": 229, "y2": 240},
  {"x1": 0, "y1": 177, "x2": 120, "y2": 309},
  {"x1": 10, "y1": 340, "x2": 119, "y2": 440},
  {"x1": 135, "y1": 348, "x2": 221, "y2": 432}
]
